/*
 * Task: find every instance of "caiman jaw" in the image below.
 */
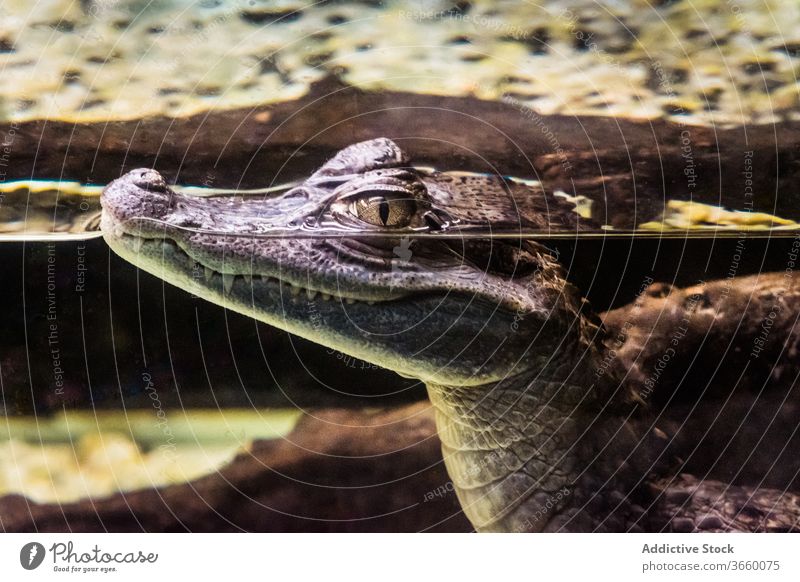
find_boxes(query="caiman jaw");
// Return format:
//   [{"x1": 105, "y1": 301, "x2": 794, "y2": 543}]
[
  {"x1": 100, "y1": 140, "x2": 575, "y2": 387},
  {"x1": 108, "y1": 229, "x2": 379, "y2": 306}
]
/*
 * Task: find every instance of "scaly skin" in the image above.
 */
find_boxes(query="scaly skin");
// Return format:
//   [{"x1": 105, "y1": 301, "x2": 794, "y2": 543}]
[{"x1": 100, "y1": 138, "x2": 800, "y2": 532}]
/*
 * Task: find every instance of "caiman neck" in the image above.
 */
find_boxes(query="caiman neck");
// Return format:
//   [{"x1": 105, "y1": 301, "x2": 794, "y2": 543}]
[{"x1": 427, "y1": 353, "x2": 651, "y2": 532}]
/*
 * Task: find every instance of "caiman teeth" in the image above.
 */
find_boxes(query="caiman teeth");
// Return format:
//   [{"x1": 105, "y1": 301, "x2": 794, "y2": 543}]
[
  {"x1": 222, "y1": 273, "x2": 235, "y2": 294},
  {"x1": 127, "y1": 235, "x2": 377, "y2": 305}
]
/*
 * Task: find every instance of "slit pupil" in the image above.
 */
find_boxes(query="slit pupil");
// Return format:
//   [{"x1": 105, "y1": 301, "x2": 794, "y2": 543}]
[{"x1": 379, "y1": 197, "x2": 390, "y2": 225}]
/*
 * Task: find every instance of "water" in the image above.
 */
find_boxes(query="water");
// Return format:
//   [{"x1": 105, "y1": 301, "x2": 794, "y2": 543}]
[{"x1": 2, "y1": 0, "x2": 800, "y2": 533}]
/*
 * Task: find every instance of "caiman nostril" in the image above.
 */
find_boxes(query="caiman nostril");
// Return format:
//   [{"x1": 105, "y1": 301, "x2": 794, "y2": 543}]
[{"x1": 130, "y1": 169, "x2": 168, "y2": 192}]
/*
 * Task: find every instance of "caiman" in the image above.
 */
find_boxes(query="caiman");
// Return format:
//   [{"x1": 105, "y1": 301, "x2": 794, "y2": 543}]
[{"x1": 100, "y1": 138, "x2": 800, "y2": 532}]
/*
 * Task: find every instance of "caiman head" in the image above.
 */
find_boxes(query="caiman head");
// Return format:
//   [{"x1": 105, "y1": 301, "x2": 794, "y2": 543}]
[
  {"x1": 101, "y1": 138, "x2": 597, "y2": 388},
  {"x1": 102, "y1": 138, "x2": 613, "y2": 532}
]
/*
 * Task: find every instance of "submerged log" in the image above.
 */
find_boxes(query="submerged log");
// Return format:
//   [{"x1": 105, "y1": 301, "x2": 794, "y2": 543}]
[{"x1": 603, "y1": 272, "x2": 800, "y2": 491}]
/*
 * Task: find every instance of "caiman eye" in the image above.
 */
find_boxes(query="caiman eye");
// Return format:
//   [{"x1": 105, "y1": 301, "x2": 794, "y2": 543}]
[{"x1": 353, "y1": 194, "x2": 415, "y2": 227}]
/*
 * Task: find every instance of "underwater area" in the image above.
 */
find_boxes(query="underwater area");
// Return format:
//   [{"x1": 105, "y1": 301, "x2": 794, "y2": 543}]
[{"x1": 0, "y1": 0, "x2": 800, "y2": 536}]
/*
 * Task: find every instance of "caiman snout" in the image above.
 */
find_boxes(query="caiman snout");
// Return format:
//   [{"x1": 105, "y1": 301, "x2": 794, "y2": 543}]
[{"x1": 101, "y1": 168, "x2": 174, "y2": 232}]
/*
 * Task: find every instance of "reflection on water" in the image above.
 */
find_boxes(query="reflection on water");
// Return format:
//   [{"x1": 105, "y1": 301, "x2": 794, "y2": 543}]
[{"x1": 0, "y1": 181, "x2": 102, "y2": 240}]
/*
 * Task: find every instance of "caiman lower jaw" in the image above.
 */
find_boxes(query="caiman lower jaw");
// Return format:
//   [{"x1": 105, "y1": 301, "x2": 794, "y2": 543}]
[{"x1": 110, "y1": 232, "x2": 393, "y2": 306}]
